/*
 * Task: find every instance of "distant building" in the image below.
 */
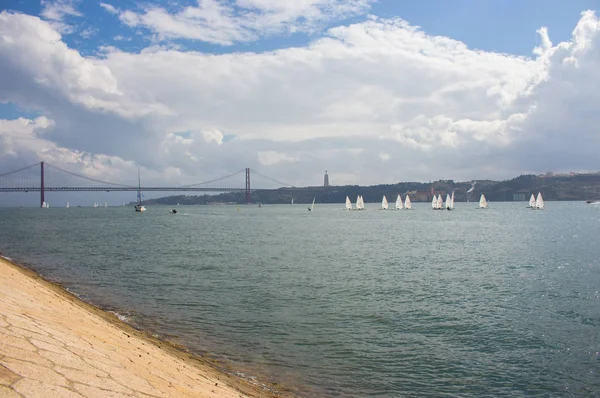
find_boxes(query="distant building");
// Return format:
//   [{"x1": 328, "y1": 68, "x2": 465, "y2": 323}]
[
  {"x1": 513, "y1": 193, "x2": 527, "y2": 202},
  {"x1": 412, "y1": 190, "x2": 430, "y2": 202},
  {"x1": 324, "y1": 170, "x2": 329, "y2": 187}
]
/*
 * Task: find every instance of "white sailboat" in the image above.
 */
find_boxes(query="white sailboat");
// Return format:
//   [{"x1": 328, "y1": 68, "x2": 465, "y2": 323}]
[
  {"x1": 41, "y1": 201, "x2": 48, "y2": 208},
  {"x1": 291, "y1": 198, "x2": 294, "y2": 205},
  {"x1": 66, "y1": 201, "x2": 69, "y2": 209},
  {"x1": 134, "y1": 167, "x2": 146, "y2": 212},
  {"x1": 345, "y1": 196, "x2": 353, "y2": 210},
  {"x1": 445, "y1": 193, "x2": 452, "y2": 210},
  {"x1": 450, "y1": 191, "x2": 455, "y2": 210},
  {"x1": 431, "y1": 196, "x2": 437, "y2": 209},
  {"x1": 528, "y1": 194, "x2": 536, "y2": 208},
  {"x1": 381, "y1": 195, "x2": 389, "y2": 210},
  {"x1": 479, "y1": 194, "x2": 488, "y2": 209},
  {"x1": 395, "y1": 194, "x2": 403, "y2": 210},
  {"x1": 308, "y1": 197, "x2": 315, "y2": 211},
  {"x1": 436, "y1": 194, "x2": 443, "y2": 210},
  {"x1": 533, "y1": 192, "x2": 544, "y2": 210},
  {"x1": 404, "y1": 195, "x2": 412, "y2": 209},
  {"x1": 356, "y1": 195, "x2": 365, "y2": 210}
]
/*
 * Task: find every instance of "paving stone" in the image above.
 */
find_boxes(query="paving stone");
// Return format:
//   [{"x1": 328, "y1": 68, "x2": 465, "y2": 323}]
[{"x1": 0, "y1": 358, "x2": 68, "y2": 387}]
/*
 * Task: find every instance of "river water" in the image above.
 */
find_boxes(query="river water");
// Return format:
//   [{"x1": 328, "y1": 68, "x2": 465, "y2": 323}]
[{"x1": 0, "y1": 202, "x2": 599, "y2": 397}]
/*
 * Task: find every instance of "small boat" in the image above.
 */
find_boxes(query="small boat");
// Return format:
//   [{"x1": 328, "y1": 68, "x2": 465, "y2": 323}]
[
  {"x1": 380, "y1": 195, "x2": 389, "y2": 210},
  {"x1": 134, "y1": 167, "x2": 146, "y2": 212},
  {"x1": 355, "y1": 195, "x2": 365, "y2": 210},
  {"x1": 66, "y1": 201, "x2": 69, "y2": 209},
  {"x1": 404, "y1": 195, "x2": 412, "y2": 210},
  {"x1": 170, "y1": 209, "x2": 178, "y2": 214},
  {"x1": 41, "y1": 201, "x2": 48, "y2": 209},
  {"x1": 445, "y1": 193, "x2": 453, "y2": 210},
  {"x1": 395, "y1": 194, "x2": 403, "y2": 210},
  {"x1": 532, "y1": 192, "x2": 544, "y2": 210},
  {"x1": 528, "y1": 194, "x2": 536, "y2": 208},
  {"x1": 308, "y1": 197, "x2": 315, "y2": 212},
  {"x1": 478, "y1": 194, "x2": 488, "y2": 209},
  {"x1": 291, "y1": 198, "x2": 294, "y2": 205},
  {"x1": 345, "y1": 196, "x2": 353, "y2": 210}
]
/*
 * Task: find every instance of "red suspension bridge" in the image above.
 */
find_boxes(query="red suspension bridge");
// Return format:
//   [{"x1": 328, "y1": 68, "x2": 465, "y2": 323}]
[{"x1": 0, "y1": 162, "x2": 293, "y2": 206}]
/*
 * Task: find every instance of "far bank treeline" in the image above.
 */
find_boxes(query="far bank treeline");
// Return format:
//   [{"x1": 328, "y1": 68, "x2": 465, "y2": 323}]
[{"x1": 141, "y1": 173, "x2": 600, "y2": 205}]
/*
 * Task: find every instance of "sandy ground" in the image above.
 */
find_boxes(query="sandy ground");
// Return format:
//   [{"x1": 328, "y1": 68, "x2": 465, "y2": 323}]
[{"x1": 0, "y1": 256, "x2": 290, "y2": 397}]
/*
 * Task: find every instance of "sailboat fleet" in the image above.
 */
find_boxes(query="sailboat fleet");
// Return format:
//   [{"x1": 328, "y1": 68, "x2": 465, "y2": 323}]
[
  {"x1": 531, "y1": 192, "x2": 544, "y2": 210},
  {"x1": 432, "y1": 192, "x2": 454, "y2": 210}
]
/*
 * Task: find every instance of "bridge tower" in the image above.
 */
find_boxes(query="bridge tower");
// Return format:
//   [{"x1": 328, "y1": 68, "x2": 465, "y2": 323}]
[
  {"x1": 40, "y1": 161, "x2": 45, "y2": 208},
  {"x1": 245, "y1": 168, "x2": 251, "y2": 204}
]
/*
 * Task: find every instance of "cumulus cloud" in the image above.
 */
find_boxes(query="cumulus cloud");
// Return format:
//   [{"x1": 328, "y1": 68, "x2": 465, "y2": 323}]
[
  {"x1": 110, "y1": 0, "x2": 374, "y2": 45},
  {"x1": 1, "y1": 9, "x2": 600, "y2": 190}
]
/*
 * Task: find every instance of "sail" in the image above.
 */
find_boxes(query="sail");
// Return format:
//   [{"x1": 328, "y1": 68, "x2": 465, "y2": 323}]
[
  {"x1": 356, "y1": 195, "x2": 364, "y2": 210},
  {"x1": 345, "y1": 196, "x2": 352, "y2": 210},
  {"x1": 529, "y1": 194, "x2": 536, "y2": 207},
  {"x1": 450, "y1": 191, "x2": 455, "y2": 209},
  {"x1": 535, "y1": 192, "x2": 544, "y2": 209},
  {"x1": 479, "y1": 194, "x2": 488, "y2": 209},
  {"x1": 395, "y1": 194, "x2": 403, "y2": 210},
  {"x1": 437, "y1": 195, "x2": 443, "y2": 209},
  {"x1": 431, "y1": 196, "x2": 437, "y2": 209},
  {"x1": 404, "y1": 195, "x2": 412, "y2": 209},
  {"x1": 445, "y1": 193, "x2": 451, "y2": 209},
  {"x1": 66, "y1": 201, "x2": 69, "y2": 208},
  {"x1": 381, "y1": 195, "x2": 389, "y2": 210},
  {"x1": 311, "y1": 197, "x2": 316, "y2": 210}
]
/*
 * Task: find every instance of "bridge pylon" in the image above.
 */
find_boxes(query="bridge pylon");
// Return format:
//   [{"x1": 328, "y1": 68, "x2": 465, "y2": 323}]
[
  {"x1": 40, "y1": 161, "x2": 45, "y2": 208},
  {"x1": 245, "y1": 168, "x2": 251, "y2": 204}
]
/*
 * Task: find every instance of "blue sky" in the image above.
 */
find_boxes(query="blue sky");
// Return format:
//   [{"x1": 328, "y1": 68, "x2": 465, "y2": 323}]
[
  {"x1": 4, "y1": 0, "x2": 598, "y2": 56},
  {"x1": 2, "y1": 0, "x2": 600, "y2": 203}
]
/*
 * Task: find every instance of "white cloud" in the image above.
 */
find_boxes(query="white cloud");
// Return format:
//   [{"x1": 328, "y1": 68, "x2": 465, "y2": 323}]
[
  {"x1": 111, "y1": 0, "x2": 373, "y2": 45},
  {"x1": 39, "y1": 0, "x2": 81, "y2": 34},
  {"x1": 2, "y1": 10, "x2": 600, "y2": 188},
  {"x1": 258, "y1": 151, "x2": 299, "y2": 166},
  {"x1": 378, "y1": 153, "x2": 391, "y2": 162},
  {"x1": 99, "y1": 2, "x2": 118, "y2": 15},
  {"x1": 202, "y1": 129, "x2": 224, "y2": 145}
]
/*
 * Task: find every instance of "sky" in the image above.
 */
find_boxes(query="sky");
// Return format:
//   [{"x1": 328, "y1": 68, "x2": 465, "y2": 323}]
[{"x1": 1, "y1": 0, "x2": 600, "y2": 205}]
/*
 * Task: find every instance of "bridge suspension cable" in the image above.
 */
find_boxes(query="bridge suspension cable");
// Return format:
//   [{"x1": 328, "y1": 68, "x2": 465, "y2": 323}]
[
  {"x1": 0, "y1": 162, "x2": 40, "y2": 178},
  {"x1": 178, "y1": 169, "x2": 245, "y2": 188},
  {"x1": 45, "y1": 163, "x2": 136, "y2": 188},
  {"x1": 251, "y1": 170, "x2": 295, "y2": 188}
]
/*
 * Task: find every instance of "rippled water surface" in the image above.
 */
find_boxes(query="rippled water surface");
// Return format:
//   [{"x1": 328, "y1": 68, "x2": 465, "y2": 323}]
[{"x1": 1, "y1": 202, "x2": 599, "y2": 396}]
